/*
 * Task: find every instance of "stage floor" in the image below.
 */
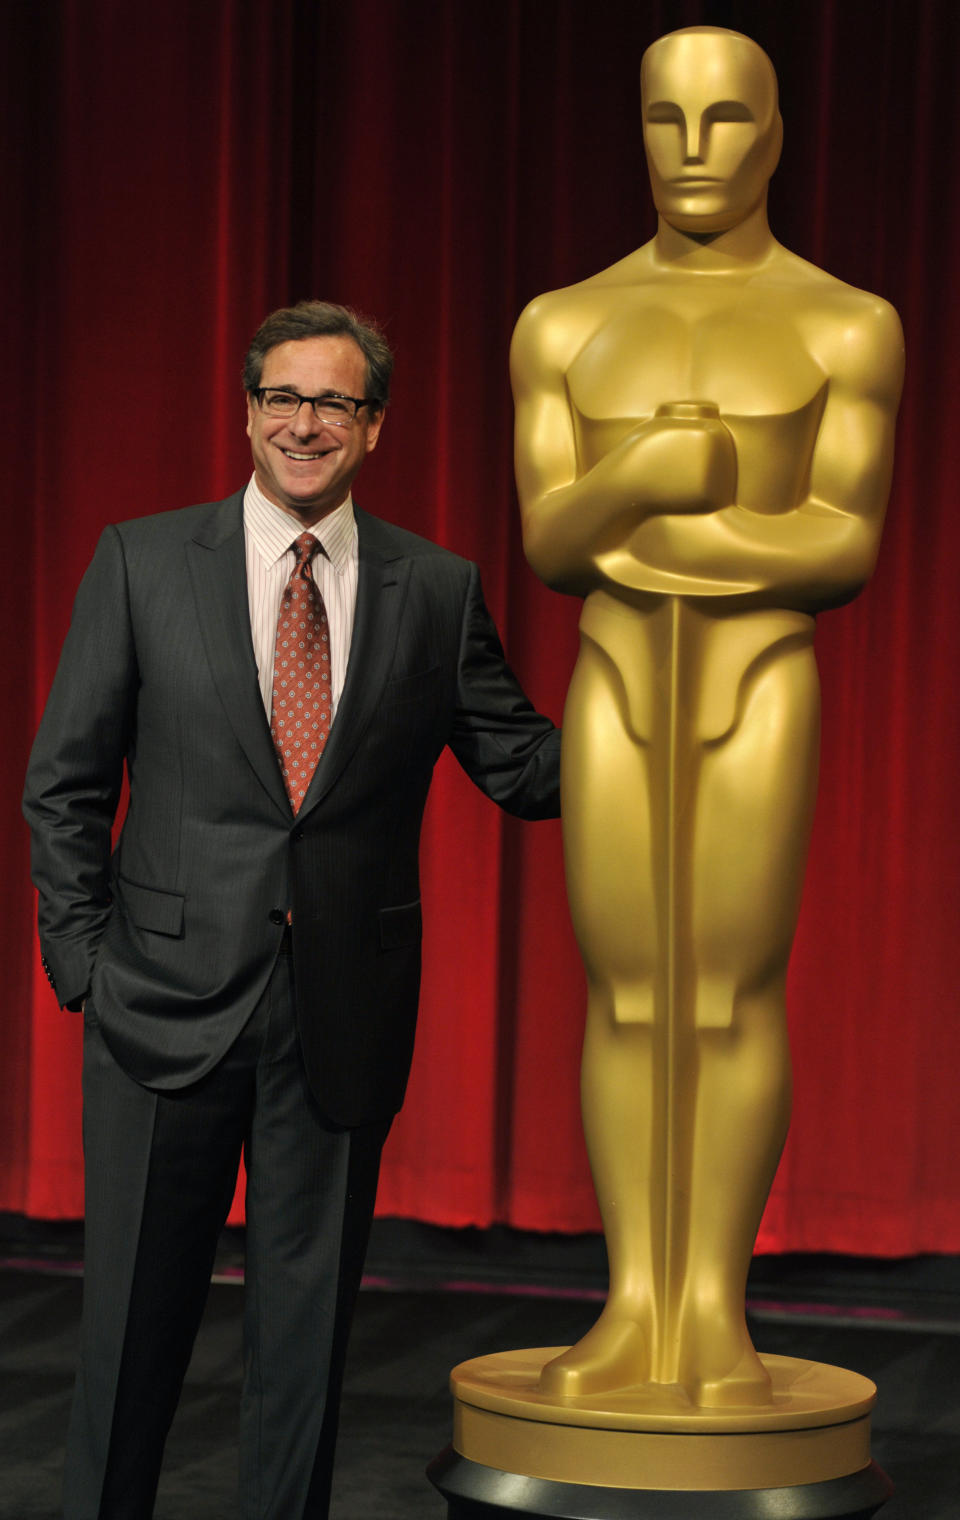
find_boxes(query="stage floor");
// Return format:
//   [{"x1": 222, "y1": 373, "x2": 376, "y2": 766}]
[{"x1": 1, "y1": 1220, "x2": 957, "y2": 1519}]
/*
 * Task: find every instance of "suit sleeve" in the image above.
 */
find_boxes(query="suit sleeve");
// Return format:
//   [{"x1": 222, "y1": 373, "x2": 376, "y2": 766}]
[
  {"x1": 22, "y1": 526, "x2": 137, "y2": 1007},
  {"x1": 448, "y1": 563, "x2": 561, "y2": 820}
]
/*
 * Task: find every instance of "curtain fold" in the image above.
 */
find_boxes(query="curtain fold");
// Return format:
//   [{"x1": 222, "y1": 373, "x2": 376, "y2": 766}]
[{"x1": 3, "y1": 0, "x2": 957, "y2": 1254}]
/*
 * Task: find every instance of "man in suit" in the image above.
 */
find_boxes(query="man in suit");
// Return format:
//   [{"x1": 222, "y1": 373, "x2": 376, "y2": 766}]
[{"x1": 23, "y1": 299, "x2": 560, "y2": 1520}]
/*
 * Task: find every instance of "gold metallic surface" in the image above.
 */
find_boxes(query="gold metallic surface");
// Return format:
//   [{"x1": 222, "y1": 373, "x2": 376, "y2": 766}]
[
  {"x1": 451, "y1": 1350, "x2": 876, "y2": 1433},
  {"x1": 510, "y1": 25, "x2": 904, "y2": 1411},
  {"x1": 452, "y1": 1349, "x2": 875, "y2": 1488},
  {"x1": 452, "y1": 1403, "x2": 873, "y2": 1492}
]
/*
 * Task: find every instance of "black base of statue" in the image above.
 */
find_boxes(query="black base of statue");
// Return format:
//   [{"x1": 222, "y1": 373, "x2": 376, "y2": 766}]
[{"x1": 427, "y1": 1447, "x2": 893, "y2": 1520}]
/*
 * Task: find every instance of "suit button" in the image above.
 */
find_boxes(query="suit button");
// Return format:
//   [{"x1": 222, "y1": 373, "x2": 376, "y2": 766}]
[
  {"x1": 291, "y1": 826, "x2": 305, "y2": 843},
  {"x1": 268, "y1": 909, "x2": 285, "y2": 926}
]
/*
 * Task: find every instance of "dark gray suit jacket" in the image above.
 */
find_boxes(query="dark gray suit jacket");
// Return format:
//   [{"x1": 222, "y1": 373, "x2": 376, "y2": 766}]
[{"x1": 23, "y1": 492, "x2": 560, "y2": 1126}]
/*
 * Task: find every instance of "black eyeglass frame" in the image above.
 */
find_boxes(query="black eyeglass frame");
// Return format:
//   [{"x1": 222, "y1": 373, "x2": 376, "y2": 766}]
[{"x1": 251, "y1": 387, "x2": 375, "y2": 422}]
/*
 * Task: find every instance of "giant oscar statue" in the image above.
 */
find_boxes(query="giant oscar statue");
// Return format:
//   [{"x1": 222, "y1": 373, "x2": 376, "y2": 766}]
[{"x1": 431, "y1": 26, "x2": 904, "y2": 1520}]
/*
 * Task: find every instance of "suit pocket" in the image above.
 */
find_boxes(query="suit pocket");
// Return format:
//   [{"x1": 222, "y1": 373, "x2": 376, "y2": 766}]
[
  {"x1": 385, "y1": 666, "x2": 441, "y2": 704},
  {"x1": 117, "y1": 875, "x2": 185, "y2": 937},
  {"x1": 378, "y1": 900, "x2": 422, "y2": 951}
]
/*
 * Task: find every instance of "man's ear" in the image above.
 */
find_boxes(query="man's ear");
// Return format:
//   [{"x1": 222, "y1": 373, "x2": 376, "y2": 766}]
[{"x1": 365, "y1": 408, "x2": 386, "y2": 455}]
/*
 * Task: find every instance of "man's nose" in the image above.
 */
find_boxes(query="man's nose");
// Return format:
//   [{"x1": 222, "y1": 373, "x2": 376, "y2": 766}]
[{"x1": 290, "y1": 401, "x2": 321, "y2": 437}]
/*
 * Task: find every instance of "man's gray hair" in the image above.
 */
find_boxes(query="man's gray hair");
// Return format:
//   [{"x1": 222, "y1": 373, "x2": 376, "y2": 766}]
[{"x1": 242, "y1": 300, "x2": 394, "y2": 409}]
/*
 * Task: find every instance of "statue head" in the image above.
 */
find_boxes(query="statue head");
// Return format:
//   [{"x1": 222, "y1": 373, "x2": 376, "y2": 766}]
[{"x1": 640, "y1": 27, "x2": 782, "y2": 235}]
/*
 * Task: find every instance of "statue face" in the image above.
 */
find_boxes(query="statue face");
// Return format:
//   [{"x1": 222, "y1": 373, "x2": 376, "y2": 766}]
[{"x1": 641, "y1": 31, "x2": 782, "y2": 234}]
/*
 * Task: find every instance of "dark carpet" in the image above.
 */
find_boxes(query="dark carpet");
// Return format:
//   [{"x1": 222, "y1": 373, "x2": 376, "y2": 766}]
[{"x1": 1, "y1": 1222, "x2": 957, "y2": 1519}]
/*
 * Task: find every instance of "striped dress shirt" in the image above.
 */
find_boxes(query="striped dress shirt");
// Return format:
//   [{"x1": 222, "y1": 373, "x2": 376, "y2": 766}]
[{"x1": 243, "y1": 475, "x2": 358, "y2": 724}]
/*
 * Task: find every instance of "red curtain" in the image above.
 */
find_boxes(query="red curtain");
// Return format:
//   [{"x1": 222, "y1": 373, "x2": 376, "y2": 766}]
[{"x1": 2, "y1": 0, "x2": 958, "y2": 1254}]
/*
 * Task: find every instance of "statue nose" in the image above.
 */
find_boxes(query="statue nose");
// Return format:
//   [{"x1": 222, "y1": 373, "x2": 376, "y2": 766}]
[{"x1": 683, "y1": 117, "x2": 706, "y2": 163}]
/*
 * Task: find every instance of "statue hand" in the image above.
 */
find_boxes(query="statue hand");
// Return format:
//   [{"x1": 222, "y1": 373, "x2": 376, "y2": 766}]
[{"x1": 616, "y1": 402, "x2": 737, "y2": 520}]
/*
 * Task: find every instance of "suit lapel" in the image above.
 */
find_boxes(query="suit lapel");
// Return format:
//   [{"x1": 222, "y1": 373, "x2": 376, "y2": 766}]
[
  {"x1": 298, "y1": 508, "x2": 411, "y2": 815},
  {"x1": 185, "y1": 492, "x2": 292, "y2": 820}
]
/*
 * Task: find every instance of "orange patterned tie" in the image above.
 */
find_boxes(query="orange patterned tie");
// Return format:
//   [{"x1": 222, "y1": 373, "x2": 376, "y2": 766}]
[{"x1": 270, "y1": 532, "x2": 332, "y2": 812}]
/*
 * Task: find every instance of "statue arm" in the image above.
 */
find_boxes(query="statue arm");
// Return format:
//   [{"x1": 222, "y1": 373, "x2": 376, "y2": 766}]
[
  {"x1": 617, "y1": 299, "x2": 905, "y2": 609},
  {"x1": 510, "y1": 301, "x2": 585, "y2": 593},
  {"x1": 511, "y1": 298, "x2": 733, "y2": 595}
]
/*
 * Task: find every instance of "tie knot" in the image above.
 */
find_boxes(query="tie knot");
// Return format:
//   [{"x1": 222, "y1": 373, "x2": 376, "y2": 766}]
[{"x1": 292, "y1": 532, "x2": 319, "y2": 566}]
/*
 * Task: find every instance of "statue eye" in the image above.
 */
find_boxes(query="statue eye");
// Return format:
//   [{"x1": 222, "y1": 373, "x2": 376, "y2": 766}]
[
  {"x1": 706, "y1": 101, "x2": 754, "y2": 124},
  {"x1": 645, "y1": 101, "x2": 684, "y2": 125}
]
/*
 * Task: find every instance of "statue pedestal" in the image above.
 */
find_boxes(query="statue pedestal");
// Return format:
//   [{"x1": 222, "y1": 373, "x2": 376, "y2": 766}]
[{"x1": 427, "y1": 1348, "x2": 892, "y2": 1519}]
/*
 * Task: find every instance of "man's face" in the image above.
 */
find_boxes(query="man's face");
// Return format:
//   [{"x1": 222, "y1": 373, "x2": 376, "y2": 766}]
[
  {"x1": 641, "y1": 33, "x2": 782, "y2": 234},
  {"x1": 246, "y1": 335, "x2": 384, "y2": 522}
]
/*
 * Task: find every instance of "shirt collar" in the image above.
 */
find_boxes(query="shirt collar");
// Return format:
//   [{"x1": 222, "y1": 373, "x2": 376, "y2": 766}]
[{"x1": 243, "y1": 473, "x2": 356, "y2": 574}]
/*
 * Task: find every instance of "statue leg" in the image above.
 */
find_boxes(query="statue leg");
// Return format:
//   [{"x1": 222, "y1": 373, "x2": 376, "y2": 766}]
[
  {"x1": 540, "y1": 634, "x2": 660, "y2": 1397},
  {"x1": 678, "y1": 641, "x2": 820, "y2": 1406}
]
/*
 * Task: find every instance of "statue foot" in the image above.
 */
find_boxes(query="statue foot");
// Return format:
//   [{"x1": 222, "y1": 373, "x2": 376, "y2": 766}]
[
  {"x1": 538, "y1": 1309, "x2": 650, "y2": 1397},
  {"x1": 690, "y1": 1338, "x2": 773, "y2": 1408}
]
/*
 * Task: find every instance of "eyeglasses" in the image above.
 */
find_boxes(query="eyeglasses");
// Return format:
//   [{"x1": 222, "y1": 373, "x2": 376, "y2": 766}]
[{"x1": 253, "y1": 388, "x2": 373, "y2": 427}]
